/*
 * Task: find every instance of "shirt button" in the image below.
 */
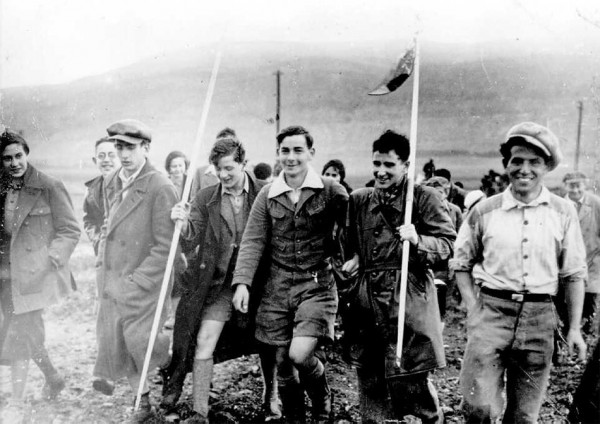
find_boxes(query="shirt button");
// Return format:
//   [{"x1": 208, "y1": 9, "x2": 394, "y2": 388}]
[
  {"x1": 524, "y1": 272, "x2": 528, "y2": 277},
  {"x1": 297, "y1": 251, "x2": 301, "y2": 255},
  {"x1": 524, "y1": 220, "x2": 529, "y2": 225},
  {"x1": 523, "y1": 238, "x2": 528, "y2": 243},
  {"x1": 523, "y1": 255, "x2": 528, "y2": 259},
  {"x1": 371, "y1": 272, "x2": 377, "y2": 277}
]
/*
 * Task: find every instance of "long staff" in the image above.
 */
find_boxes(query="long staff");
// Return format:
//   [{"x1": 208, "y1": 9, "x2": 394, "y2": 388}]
[
  {"x1": 396, "y1": 37, "x2": 420, "y2": 365},
  {"x1": 134, "y1": 48, "x2": 223, "y2": 411}
]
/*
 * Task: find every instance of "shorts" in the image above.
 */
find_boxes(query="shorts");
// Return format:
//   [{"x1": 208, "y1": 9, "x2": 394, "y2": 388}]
[
  {"x1": 255, "y1": 265, "x2": 338, "y2": 346},
  {"x1": 201, "y1": 284, "x2": 233, "y2": 322}
]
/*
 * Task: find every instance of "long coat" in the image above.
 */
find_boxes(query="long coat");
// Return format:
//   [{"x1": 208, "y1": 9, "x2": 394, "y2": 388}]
[
  {"x1": 167, "y1": 172, "x2": 267, "y2": 381},
  {"x1": 95, "y1": 161, "x2": 177, "y2": 378},
  {"x1": 344, "y1": 178, "x2": 456, "y2": 376},
  {"x1": 4, "y1": 165, "x2": 80, "y2": 314},
  {"x1": 83, "y1": 175, "x2": 105, "y2": 255},
  {"x1": 576, "y1": 192, "x2": 600, "y2": 293}
]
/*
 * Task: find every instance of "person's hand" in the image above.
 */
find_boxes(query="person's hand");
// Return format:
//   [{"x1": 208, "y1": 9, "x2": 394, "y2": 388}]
[
  {"x1": 566, "y1": 327, "x2": 587, "y2": 361},
  {"x1": 397, "y1": 224, "x2": 418, "y2": 246},
  {"x1": 232, "y1": 284, "x2": 250, "y2": 313},
  {"x1": 341, "y1": 254, "x2": 359, "y2": 277},
  {"x1": 170, "y1": 201, "x2": 190, "y2": 223}
]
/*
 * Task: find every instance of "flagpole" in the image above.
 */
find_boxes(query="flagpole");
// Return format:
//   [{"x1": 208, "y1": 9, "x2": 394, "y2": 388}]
[
  {"x1": 134, "y1": 47, "x2": 223, "y2": 411},
  {"x1": 396, "y1": 37, "x2": 420, "y2": 365}
]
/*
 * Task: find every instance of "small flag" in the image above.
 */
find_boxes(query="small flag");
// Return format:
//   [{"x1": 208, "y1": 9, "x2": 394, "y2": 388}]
[{"x1": 369, "y1": 45, "x2": 415, "y2": 96}]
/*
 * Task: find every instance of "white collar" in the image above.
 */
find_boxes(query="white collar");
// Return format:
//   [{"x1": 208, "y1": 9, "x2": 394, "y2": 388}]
[
  {"x1": 502, "y1": 185, "x2": 551, "y2": 210},
  {"x1": 118, "y1": 160, "x2": 146, "y2": 187},
  {"x1": 268, "y1": 166, "x2": 323, "y2": 199}
]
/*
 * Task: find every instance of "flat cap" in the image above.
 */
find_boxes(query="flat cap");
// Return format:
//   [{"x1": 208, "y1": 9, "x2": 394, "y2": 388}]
[
  {"x1": 563, "y1": 171, "x2": 587, "y2": 183},
  {"x1": 107, "y1": 119, "x2": 152, "y2": 144},
  {"x1": 502, "y1": 122, "x2": 562, "y2": 171}
]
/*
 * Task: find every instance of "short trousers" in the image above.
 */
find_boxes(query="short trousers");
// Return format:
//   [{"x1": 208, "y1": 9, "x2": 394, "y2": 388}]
[
  {"x1": 201, "y1": 284, "x2": 233, "y2": 322},
  {"x1": 255, "y1": 265, "x2": 338, "y2": 346}
]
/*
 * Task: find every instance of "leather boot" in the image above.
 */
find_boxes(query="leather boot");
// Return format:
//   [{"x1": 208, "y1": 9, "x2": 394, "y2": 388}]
[
  {"x1": 279, "y1": 378, "x2": 306, "y2": 424},
  {"x1": 160, "y1": 366, "x2": 186, "y2": 412},
  {"x1": 302, "y1": 371, "x2": 332, "y2": 423}
]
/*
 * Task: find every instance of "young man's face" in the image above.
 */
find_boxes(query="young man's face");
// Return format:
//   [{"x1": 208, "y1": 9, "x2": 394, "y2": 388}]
[
  {"x1": 372, "y1": 150, "x2": 408, "y2": 189},
  {"x1": 565, "y1": 178, "x2": 586, "y2": 202},
  {"x1": 115, "y1": 141, "x2": 148, "y2": 177},
  {"x1": 506, "y1": 145, "x2": 549, "y2": 199},
  {"x1": 323, "y1": 166, "x2": 341, "y2": 183},
  {"x1": 277, "y1": 134, "x2": 314, "y2": 180},
  {"x1": 168, "y1": 157, "x2": 187, "y2": 179},
  {"x1": 215, "y1": 154, "x2": 245, "y2": 191},
  {"x1": 93, "y1": 141, "x2": 118, "y2": 177},
  {"x1": 2, "y1": 143, "x2": 28, "y2": 178}
]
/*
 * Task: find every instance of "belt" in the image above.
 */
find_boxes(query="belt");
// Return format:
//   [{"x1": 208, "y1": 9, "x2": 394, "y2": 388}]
[
  {"x1": 481, "y1": 286, "x2": 552, "y2": 303},
  {"x1": 272, "y1": 260, "x2": 331, "y2": 274}
]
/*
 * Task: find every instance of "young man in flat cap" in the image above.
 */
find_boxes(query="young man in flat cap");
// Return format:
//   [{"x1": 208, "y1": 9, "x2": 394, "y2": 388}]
[
  {"x1": 232, "y1": 126, "x2": 348, "y2": 423},
  {"x1": 93, "y1": 119, "x2": 178, "y2": 423},
  {"x1": 563, "y1": 171, "x2": 600, "y2": 334},
  {"x1": 451, "y1": 122, "x2": 588, "y2": 423},
  {"x1": 341, "y1": 130, "x2": 455, "y2": 424}
]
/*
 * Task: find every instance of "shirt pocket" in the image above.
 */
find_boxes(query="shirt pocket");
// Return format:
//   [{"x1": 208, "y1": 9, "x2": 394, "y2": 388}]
[{"x1": 27, "y1": 203, "x2": 53, "y2": 239}]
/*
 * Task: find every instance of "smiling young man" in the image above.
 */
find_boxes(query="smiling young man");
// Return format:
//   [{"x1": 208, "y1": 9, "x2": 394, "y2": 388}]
[
  {"x1": 340, "y1": 130, "x2": 455, "y2": 424},
  {"x1": 232, "y1": 126, "x2": 348, "y2": 423},
  {"x1": 94, "y1": 119, "x2": 178, "y2": 423},
  {"x1": 451, "y1": 122, "x2": 587, "y2": 423}
]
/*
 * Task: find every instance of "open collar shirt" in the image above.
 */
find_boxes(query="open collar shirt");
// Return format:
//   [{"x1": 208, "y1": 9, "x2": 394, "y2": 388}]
[
  {"x1": 268, "y1": 166, "x2": 324, "y2": 205},
  {"x1": 450, "y1": 186, "x2": 587, "y2": 295}
]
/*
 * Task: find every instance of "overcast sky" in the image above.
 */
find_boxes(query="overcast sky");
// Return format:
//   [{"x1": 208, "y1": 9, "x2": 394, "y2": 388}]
[{"x1": 1, "y1": 0, "x2": 599, "y2": 88}]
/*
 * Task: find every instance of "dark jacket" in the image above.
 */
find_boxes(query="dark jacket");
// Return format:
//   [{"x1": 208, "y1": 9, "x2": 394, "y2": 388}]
[
  {"x1": 1, "y1": 165, "x2": 80, "y2": 314},
  {"x1": 167, "y1": 172, "x2": 267, "y2": 380},
  {"x1": 344, "y1": 177, "x2": 456, "y2": 376},
  {"x1": 83, "y1": 175, "x2": 105, "y2": 255}
]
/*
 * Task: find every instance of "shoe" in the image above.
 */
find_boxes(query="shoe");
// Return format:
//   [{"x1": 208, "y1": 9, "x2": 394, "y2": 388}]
[
  {"x1": 181, "y1": 411, "x2": 209, "y2": 424},
  {"x1": 1, "y1": 399, "x2": 26, "y2": 424},
  {"x1": 92, "y1": 377, "x2": 115, "y2": 396},
  {"x1": 42, "y1": 373, "x2": 66, "y2": 400},
  {"x1": 130, "y1": 392, "x2": 155, "y2": 424},
  {"x1": 263, "y1": 399, "x2": 283, "y2": 422}
]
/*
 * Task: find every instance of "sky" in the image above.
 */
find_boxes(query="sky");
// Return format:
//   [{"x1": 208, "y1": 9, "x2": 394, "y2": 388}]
[{"x1": 0, "y1": 0, "x2": 599, "y2": 88}]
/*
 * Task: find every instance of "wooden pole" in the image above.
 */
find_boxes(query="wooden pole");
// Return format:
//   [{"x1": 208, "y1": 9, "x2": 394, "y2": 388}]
[
  {"x1": 275, "y1": 70, "x2": 281, "y2": 135},
  {"x1": 575, "y1": 100, "x2": 583, "y2": 171},
  {"x1": 396, "y1": 37, "x2": 420, "y2": 364},
  {"x1": 134, "y1": 48, "x2": 223, "y2": 411}
]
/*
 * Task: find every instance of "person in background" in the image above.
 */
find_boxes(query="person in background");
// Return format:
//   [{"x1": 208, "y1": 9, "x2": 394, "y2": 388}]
[
  {"x1": 93, "y1": 119, "x2": 178, "y2": 423},
  {"x1": 341, "y1": 130, "x2": 454, "y2": 424},
  {"x1": 0, "y1": 129, "x2": 80, "y2": 422},
  {"x1": 434, "y1": 168, "x2": 466, "y2": 210},
  {"x1": 83, "y1": 137, "x2": 119, "y2": 255},
  {"x1": 322, "y1": 159, "x2": 352, "y2": 194},
  {"x1": 563, "y1": 171, "x2": 600, "y2": 335},
  {"x1": 463, "y1": 189, "x2": 486, "y2": 216},
  {"x1": 451, "y1": 122, "x2": 587, "y2": 423},
  {"x1": 253, "y1": 162, "x2": 273, "y2": 182}
]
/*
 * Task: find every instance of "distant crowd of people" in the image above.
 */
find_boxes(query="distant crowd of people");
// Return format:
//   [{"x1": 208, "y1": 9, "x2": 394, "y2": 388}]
[{"x1": 0, "y1": 120, "x2": 599, "y2": 424}]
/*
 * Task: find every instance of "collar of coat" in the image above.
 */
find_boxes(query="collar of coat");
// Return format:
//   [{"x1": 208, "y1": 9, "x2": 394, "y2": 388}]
[
  {"x1": 206, "y1": 171, "x2": 262, "y2": 208},
  {"x1": 268, "y1": 166, "x2": 323, "y2": 199},
  {"x1": 368, "y1": 175, "x2": 408, "y2": 214}
]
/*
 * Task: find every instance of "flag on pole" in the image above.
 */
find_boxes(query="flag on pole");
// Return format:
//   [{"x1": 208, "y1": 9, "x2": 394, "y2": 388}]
[{"x1": 368, "y1": 44, "x2": 415, "y2": 96}]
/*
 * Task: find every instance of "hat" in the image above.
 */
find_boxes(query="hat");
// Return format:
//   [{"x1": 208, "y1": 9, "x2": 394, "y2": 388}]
[
  {"x1": 563, "y1": 171, "x2": 587, "y2": 183},
  {"x1": 424, "y1": 176, "x2": 450, "y2": 189},
  {"x1": 107, "y1": 119, "x2": 152, "y2": 144},
  {"x1": 502, "y1": 122, "x2": 562, "y2": 171},
  {"x1": 464, "y1": 190, "x2": 486, "y2": 211}
]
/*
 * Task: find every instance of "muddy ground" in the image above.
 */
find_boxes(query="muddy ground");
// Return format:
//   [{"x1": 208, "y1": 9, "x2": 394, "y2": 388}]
[{"x1": 0, "y1": 240, "x2": 596, "y2": 423}]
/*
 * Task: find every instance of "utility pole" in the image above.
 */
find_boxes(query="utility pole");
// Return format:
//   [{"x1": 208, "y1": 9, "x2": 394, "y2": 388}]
[
  {"x1": 575, "y1": 100, "x2": 583, "y2": 171},
  {"x1": 275, "y1": 70, "x2": 281, "y2": 135}
]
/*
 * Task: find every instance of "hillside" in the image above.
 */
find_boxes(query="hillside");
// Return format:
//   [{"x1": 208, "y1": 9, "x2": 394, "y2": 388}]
[{"x1": 1, "y1": 40, "x2": 599, "y2": 187}]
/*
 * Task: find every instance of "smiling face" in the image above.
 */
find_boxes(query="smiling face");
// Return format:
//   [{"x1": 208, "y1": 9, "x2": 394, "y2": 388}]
[
  {"x1": 93, "y1": 141, "x2": 118, "y2": 177},
  {"x1": 277, "y1": 134, "x2": 314, "y2": 181},
  {"x1": 506, "y1": 145, "x2": 549, "y2": 202},
  {"x1": 2, "y1": 143, "x2": 29, "y2": 178},
  {"x1": 168, "y1": 156, "x2": 187, "y2": 180},
  {"x1": 372, "y1": 150, "x2": 408, "y2": 189},
  {"x1": 115, "y1": 140, "x2": 148, "y2": 177},
  {"x1": 215, "y1": 154, "x2": 245, "y2": 192},
  {"x1": 565, "y1": 178, "x2": 586, "y2": 203}
]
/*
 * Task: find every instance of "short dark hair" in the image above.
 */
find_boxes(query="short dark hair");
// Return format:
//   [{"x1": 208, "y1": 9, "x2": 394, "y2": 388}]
[
  {"x1": 164, "y1": 150, "x2": 190, "y2": 172},
  {"x1": 95, "y1": 136, "x2": 113, "y2": 149},
  {"x1": 209, "y1": 138, "x2": 246, "y2": 166},
  {"x1": 500, "y1": 137, "x2": 550, "y2": 168},
  {"x1": 372, "y1": 130, "x2": 409, "y2": 162},
  {"x1": 322, "y1": 159, "x2": 346, "y2": 182},
  {"x1": 276, "y1": 126, "x2": 313, "y2": 148},
  {"x1": 0, "y1": 129, "x2": 30, "y2": 155},
  {"x1": 253, "y1": 162, "x2": 272, "y2": 180},
  {"x1": 434, "y1": 168, "x2": 451, "y2": 181},
  {"x1": 216, "y1": 127, "x2": 237, "y2": 140}
]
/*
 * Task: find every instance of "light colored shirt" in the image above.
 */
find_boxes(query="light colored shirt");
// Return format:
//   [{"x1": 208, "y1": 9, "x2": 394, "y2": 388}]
[
  {"x1": 221, "y1": 173, "x2": 249, "y2": 215},
  {"x1": 118, "y1": 160, "x2": 146, "y2": 199},
  {"x1": 450, "y1": 186, "x2": 587, "y2": 295},
  {"x1": 268, "y1": 166, "x2": 323, "y2": 204}
]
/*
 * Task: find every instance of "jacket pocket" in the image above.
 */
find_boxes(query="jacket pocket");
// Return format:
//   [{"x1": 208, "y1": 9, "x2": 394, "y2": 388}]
[{"x1": 18, "y1": 246, "x2": 52, "y2": 295}]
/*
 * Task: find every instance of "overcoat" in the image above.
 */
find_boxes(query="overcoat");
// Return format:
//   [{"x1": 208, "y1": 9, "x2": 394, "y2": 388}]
[
  {"x1": 344, "y1": 178, "x2": 456, "y2": 376},
  {"x1": 83, "y1": 175, "x2": 105, "y2": 254},
  {"x1": 95, "y1": 161, "x2": 177, "y2": 378},
  {"x1": 166, "y1": 172, "x2": 267, "y2": 381},
  {"x1": 576, "y1": 192, "x2": 600, "y2": 293},
  {"x1": 4, "y1": 165, "x2": 80, "y2": 314}
]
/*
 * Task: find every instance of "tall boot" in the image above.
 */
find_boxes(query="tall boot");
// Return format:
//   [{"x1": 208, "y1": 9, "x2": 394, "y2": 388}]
[
  {"x1": 181, "y1": 358, "x2": 213, "y2": 424},
  {"x1": 299, "y1": 359, "x2": 332, "y2": 423},
  {"x1": 279, "y1": 375, "x2": 306, "y2": 424}
]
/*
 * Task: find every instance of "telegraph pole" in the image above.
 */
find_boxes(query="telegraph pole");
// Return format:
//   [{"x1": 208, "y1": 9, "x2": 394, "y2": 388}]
[
  {"x1": 575, "y1": 100, "x2": 583, "y2": 171},
  {"x1": 275, "y1": 70, "x2": 281, "y2": 135}
]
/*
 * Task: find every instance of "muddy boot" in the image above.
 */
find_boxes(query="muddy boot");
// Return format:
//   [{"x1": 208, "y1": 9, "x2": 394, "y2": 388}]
[
  {"x1": 302, "y1": 371, "x2": 332, "y2": 423},
  {"x1": 92, "y1": 377, "x2": 115, "y2": 396},
  {"x1": 160, "y1": 366, "x2": 186, "y2": 412},
  {"x1": 41, "y1": 372, "x2": 66, "y2": 400},
  {"x1": 279, "y1": 377, "x2": 306, "y2": 424},
  {"x1": 130, "y1": 392, "x2": 155, "y2": 424}
]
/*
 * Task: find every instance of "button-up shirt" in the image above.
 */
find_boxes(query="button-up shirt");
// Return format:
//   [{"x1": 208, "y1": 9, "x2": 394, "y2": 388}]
[
  {"x1": 222, "y1": 173, "x2": 249, "y2": 214},
  {"x1": 450, "y1": 186, "x2": 587, "y2": 295},
  {"x1": 118, "y1": 160, "x2": 146, "y2": 200},
  {"x1": 268, "y1": 166, "x2": 324, "y2": 205}
]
